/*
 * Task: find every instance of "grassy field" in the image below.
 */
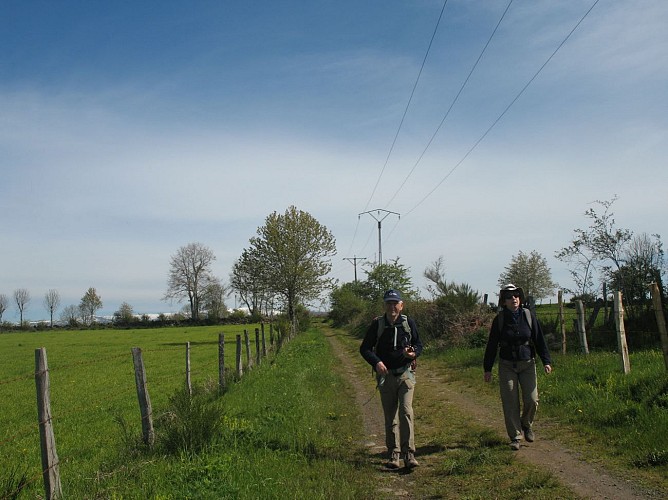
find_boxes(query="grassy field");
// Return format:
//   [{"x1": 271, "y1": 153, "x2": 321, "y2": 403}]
[
  {"x1": 1, "y1": 324, "x2": 376, "y2": 498},
  {"x1": 0, "y1": 324, "x2": 264, "y2": 497}
]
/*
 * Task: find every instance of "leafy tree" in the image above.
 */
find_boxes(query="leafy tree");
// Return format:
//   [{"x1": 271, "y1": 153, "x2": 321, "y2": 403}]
[
  {"x1": 43, "y1": 289, "x2": 61, "y2": 328},
  {"x1": 163, "y1": 242, "x2": 217, "y2": 321},
  {"x1": 248, "y1": 206, "x2": 336, "y2": 322},
  {"x1": 498, "y1": 250, "x2": 556, "y2": 302},
  {"x1": 80, "y1": 287, "x2": 103, "y2": 325},
  {"x1": 230, "y1": 248, "x2": 270, "y2": 318},
  {"x1": 13, "y1": 288, "x2": 30, "y2": 325},
  {"x1": 0, "y1": 294, "x2": 8, "y2": 324},
  {"x1": 362, "y1": 258, "x2": 415, "y2": 303},
  {"x1": 329, "y1": 281, "x2": 367, "y2": 327},
  {"x1": 114, "y1": 302, "x2": 135, "y2": 325}
]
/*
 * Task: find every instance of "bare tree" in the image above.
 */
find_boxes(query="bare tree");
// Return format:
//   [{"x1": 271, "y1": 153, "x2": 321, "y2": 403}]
[
  {"x1": 163, "y1": 242, "x2": 217, "y2": 321},
  {"x1": 0, "y1": 294, "x2": 8, "y2": 324},
  {"x1": 80, "y1": 287, "x2": 103, "y2": 325},
  {"x1": 60, "y1": 305, "x2": 80, "y2": 326},
  {"x1": 43, "y1": 289, "x2": 61, "y2": 328},
  {"x1": 14, "y1": 288, "x2": 30, "y2": 325}
]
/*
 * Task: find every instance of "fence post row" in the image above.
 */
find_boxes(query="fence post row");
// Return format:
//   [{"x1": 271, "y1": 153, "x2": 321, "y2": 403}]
[
  {"x1": 244, "y1": 329, "x2": 251, "y2": 368},
  {"x1": 35, "y1": 347, "x2": 63, "y2": 500},
  {"x1": 131, "y1": 347, "x2": 155, "y2": 447}
]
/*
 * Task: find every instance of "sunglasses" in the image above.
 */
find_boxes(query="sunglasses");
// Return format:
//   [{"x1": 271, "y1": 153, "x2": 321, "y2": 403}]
[{"x1": 504, "y1": 293, "x2": 520, "y2": 299}]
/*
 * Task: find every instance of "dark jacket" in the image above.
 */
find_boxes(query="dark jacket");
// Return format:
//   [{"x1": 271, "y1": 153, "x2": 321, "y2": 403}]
[
  {"x1": 360, "y1": 314, "x2": 422, "y2": 371},
  {"x1": 483, "y1": 307, "x2": 552, "y2": 372}
]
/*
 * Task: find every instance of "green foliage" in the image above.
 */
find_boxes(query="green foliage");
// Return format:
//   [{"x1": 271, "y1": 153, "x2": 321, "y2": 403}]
[
  {"x1": 247, "y1": 206, "x2": 336, "y2": 321},
  {"x1": 0, "y1": 466, "x2": 28, "y2": 500},
  {"x1": 328, "y1": 281, "x2": 367, "y2": 327},
  {"x1": 362, "y1": 258, "x2": 415, "y2": 303},
  {"x1": 498, "y1": 250, "x2": 556, "y2": 302}
]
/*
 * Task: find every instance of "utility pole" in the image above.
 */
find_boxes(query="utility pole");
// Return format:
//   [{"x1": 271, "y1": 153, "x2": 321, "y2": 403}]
[
  {"x1": 343, "y1": 256, "x2": 367, "y2": 282},
  {"x1": 359, "y1": 209, "x2": 400, "y2": 266}
]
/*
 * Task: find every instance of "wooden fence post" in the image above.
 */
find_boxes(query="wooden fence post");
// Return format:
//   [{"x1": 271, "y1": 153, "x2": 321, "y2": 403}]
[
  {"x1": 261, "y1": 323, "x2": 267, "y2": 356},
  {"x1": 35, "y1": 348, "x2": 62, "y2": 500},
  {"x1": 185, "y1": 342, "x2": 192, "y2": 396},
  {"x1": 218, "y1": 334, "x2": 225, "y2": 393},
  {"x1": 131, "y1": 347, "x2": 154, "y2": 447},
  {"x1": 270, "y1": 322, "x2": 274, "y2": 346},
  {"x1": 236, "y1": 334, "x2": 243, "y2": 379},
  {"x1": 558, "y1": 290, "x2": 566, "y2": 354},
  {"x1": 255, "y1": 328, "x2": 261, "y2": 365},
  {"x1": 244, "y1": 329, "x2": 252, "y2": 368},
  {"x1": 649, "y1": 283, "x2": 668, "y2": 371},
  {"x1": 576, "y1": 300, "x2": 589, "y2": 354},
  {"x1": 614, "y1": 291, "x2": 631, "y2": 374}
]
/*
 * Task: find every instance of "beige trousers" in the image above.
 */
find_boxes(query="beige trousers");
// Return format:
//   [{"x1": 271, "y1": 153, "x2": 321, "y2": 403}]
[
  {"x1": 498, "y1": 358, "x2": 538, "y2": 441},
  {"x1": 378, "y1": 369, "x2": 416, "y2": 454}
]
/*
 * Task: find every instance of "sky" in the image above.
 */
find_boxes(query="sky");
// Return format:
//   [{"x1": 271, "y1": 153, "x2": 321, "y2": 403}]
[{"x1": 1, "y1": 0, "x2": 667, "y2": 322}]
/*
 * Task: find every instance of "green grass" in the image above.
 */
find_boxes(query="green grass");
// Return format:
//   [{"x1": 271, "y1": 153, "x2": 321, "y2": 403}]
[
  {"x1": 0, "y1": 325, "x2": 374, "y2": 498},
  {"x1": 426, "y1": 345, "x2": 668, "y2": 489},
  {"x1": 0, "y1": 324, "x2": 263, "y2": 497}
]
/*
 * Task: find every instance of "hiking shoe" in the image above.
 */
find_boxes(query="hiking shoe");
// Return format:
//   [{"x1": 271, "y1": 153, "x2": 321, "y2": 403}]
[
  {"x1": 523, "y1": 426, "x2": 534, "y2": 442},
  {"x1": 386, "y1": 452, "x2": 401, "y2": 469},
  {"x1": 404, "y1": 451, "x2": 419, "y2": 468},
  {"x1": 510, "y1": 440, "x2": 521, "y2": 451}
]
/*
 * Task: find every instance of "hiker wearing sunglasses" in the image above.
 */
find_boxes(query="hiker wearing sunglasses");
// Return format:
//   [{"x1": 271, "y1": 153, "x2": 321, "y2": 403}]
[
  {"x1": 360, "y1": 289, "x2": 422, "y2": 469},
  {"x1": 483, "y1": 284, "x2": 552, "y2": 450}
]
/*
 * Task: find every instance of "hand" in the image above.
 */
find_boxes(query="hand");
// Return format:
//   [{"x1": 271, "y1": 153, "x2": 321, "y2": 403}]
[
  {"x1": 484, "y1": 372, "x2": 492, "y2": 383},
  {"x1": 403, "y1": 346, "x2": 416, "y2": 359},
  {"x1": 376, "y1": 361, "x2": 388, "y2": 376},
  {"x1": 544, "y1": 364, "x2": 552, "y2": 374}
]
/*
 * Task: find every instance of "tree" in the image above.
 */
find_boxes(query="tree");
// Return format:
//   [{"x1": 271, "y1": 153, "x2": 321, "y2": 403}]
[
  {"x1": 362, "y1": 258, "x2": 415, "y2": 303},
  {"x1": 43, "y1": 289, "x2": 61, "y2": 328},
  {"x1": 114, "y1": 302, "x2": 135, "y2": 325},
  {"x1": 556, "y1": 196, "x2": 633, "y2": 302},
  {"x1": 61, "y1": 305, "x2": 80, "y2": 326},
  {"x1": 13, "y1": 288, "x2": 30, "y2": 325},
  {"x1": 498, "y1": 250, "x2": 556, "y2": 303},
  {"x1": 424, "y1": 257, "x2": 482, "y2": 312},
  {"x1": 163, "y1": 242, "x2": 217, "y2": 321},
  {"x1": 230, "y1": 247, "x2": 270, "y2": 318},
  {"x1": 248, "y1": 206, "x2": 336, "y2": 322},
  {"x1": 202, "y1": 279, "x2": 227, "y2": 322},
  {"x1": 0, "y1": 294, "x2": 8, "y2": 324},
  {"x1": 80, "y1": 287, "x2": 103, "y2": 325}
]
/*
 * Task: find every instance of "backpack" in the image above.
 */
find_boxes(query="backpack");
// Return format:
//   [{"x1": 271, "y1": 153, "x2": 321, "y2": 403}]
[
  {"x1": 374, "y1": 314, "x2": 416, "y2": 371},
  {"x1": 496, "y1": 308, "x2": 532, "y2": 334}
]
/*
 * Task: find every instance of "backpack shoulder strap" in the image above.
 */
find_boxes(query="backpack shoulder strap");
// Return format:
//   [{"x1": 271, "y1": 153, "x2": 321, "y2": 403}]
[
  {"x1": 524, "y1": 308, "x2": 532, "y2": 329},
  {"x1": 497, "y1": 309, "x2": 532, "y2": 334}
]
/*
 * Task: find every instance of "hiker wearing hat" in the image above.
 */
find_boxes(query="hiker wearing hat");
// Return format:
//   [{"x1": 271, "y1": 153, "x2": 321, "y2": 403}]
[
  {"x1": 483, "y1": 284, "x2": 552, "y2": 450},
  {"x1": 360, "y1": 289, "x2": 423, "y2": 469}
]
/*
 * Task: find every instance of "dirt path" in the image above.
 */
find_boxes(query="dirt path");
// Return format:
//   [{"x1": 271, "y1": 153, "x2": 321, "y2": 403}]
[{"x1": 325, "y1": 328, "x2": 662, "y2": 499}]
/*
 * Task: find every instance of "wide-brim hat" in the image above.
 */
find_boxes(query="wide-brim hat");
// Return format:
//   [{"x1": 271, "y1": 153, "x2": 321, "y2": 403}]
[{"x1": 498, "y1": 283, "x2": 525, "y2": 305}]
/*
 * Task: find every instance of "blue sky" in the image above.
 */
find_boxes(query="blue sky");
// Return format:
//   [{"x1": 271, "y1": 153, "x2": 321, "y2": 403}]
[{"x1": 1, "y1": 0, "x2": 667, "y2": 322}]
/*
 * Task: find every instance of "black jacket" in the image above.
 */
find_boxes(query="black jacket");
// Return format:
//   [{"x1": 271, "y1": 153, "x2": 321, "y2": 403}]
[
  {"x1": 483, "y1": 307, "x2": 552, "y2": 372},
  {"x1": 360, "y1": 314, "x2": 422, "y2": 371}
]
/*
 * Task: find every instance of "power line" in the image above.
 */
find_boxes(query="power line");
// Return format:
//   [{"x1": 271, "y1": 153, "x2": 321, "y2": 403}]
[
  {"x1": 401, "y1": 0, "x2": 602, "y2": 218},
  {"x1": 359, "y1": 209, "x2": 400, "y2": 265},
  {"x1": 362, "y1": 0, "x2": 449, "y2": 213},
  {"x1": 384, "y1": 0, "x2": 514, "y2": 209},
  {"x1": 343, "y1": 256, "x2": 367, "y2": 282}
]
